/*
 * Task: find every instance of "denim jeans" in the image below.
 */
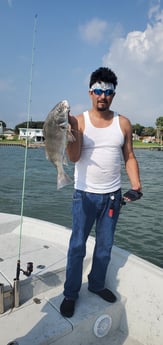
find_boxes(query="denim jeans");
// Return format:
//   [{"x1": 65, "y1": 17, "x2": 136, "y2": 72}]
[{"x1": 63, "y1": 188, "x2": 122, "y2": 300}]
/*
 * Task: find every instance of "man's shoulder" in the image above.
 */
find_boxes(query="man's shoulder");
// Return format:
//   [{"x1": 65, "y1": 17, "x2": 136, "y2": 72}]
[
  {"x1": 118, "y1": 114, "x2": 132, "y2": 135},
  {"x1": 76, "y1": 113, "x2": 84, "y2": 118},
  {"x1": 75, "y1": 113, "x2": 85, "y2": 132},
  {"x1": 118, "y1": 113, "x2": 130, "y2": 121},
  {"x1": 118, "y1": 114, "x2": 131, "y2": 126}
]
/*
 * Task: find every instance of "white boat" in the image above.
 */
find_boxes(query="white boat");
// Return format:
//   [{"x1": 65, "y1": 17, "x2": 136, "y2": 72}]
[{"x1": 0, "y1": 212, "x2": 163, "y2": 345}]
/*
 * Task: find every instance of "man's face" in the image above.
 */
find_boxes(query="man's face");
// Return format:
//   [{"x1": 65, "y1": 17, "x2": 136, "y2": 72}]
[{"x1": 89, "y1": 89, "x2": 115, "y2": 111}]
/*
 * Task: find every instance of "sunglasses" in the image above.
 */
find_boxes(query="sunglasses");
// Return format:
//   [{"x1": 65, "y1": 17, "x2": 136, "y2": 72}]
[{"x1": 93, "y1": 89, "x2": 114, "y2": 96}]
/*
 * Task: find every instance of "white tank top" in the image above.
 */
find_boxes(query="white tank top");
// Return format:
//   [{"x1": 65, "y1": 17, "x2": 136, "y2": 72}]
[{"x1": 74, "y1": 111, "x2": 124, "y2": 193}]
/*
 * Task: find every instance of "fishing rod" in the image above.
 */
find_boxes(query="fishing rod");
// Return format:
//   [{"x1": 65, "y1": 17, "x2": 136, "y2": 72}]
[{"x1": 14, "y1": 14, "x2": 38, "y2": 306}]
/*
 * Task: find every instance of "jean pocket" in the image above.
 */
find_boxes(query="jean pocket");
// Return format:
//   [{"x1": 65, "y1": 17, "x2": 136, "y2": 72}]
[{"x1": 73, "y1": 189, "x2": 83, "y2": 201}]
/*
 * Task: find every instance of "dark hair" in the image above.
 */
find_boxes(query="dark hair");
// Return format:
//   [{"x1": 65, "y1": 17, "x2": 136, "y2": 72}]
[{"x1": 89, "y1": 67, "x2": 118, "y2": 89}]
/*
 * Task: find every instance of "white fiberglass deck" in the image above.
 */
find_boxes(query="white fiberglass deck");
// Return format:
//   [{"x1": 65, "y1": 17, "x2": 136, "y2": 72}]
[{"x1": 0, "y1": 213, "x2": 163, "y2": 345}]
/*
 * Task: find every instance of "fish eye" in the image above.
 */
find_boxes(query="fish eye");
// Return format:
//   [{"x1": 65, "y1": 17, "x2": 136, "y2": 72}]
[{"x1": 60, "y1": 125, "x2": 67, "y2": 130}]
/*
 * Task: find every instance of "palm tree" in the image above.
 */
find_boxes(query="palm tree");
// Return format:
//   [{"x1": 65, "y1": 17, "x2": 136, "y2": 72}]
[{"x1": 156, "y1": 117, "x2": 163, "y2": 144}]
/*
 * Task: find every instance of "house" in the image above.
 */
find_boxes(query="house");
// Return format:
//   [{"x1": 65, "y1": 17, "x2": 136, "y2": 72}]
[
  {"x1": 18, "y1": 128, "x2": 44, "y2": 142},
  {"x1": 3, "y1": 129, "x2": 15, "y2": 140},
  {"x1": 132, "y1": 132, "x2": 140, "y2": 141},
  {"x1": 0, "y1": 121, "x2": 3, "y2": 135},
  {"x1": 142, "y1": 136, "x2": 156, "y2": 143}
]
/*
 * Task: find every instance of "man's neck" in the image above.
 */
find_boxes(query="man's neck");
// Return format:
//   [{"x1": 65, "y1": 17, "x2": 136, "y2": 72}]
[{"x1": 88, "y1": 109, "x2": 114, "y2": 128}]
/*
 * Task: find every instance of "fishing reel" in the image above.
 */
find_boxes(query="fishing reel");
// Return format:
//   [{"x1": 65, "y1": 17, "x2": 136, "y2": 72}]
[
  {"x1": 21, "y1": 262, "x2": 33, "y2": 277},
  {"x1": 16, "y1": 260, "x2": 33, "y2": 280}
]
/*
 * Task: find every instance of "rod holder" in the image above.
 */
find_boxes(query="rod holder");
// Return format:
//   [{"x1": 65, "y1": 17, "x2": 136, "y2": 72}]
[
  {"x1": 16, "y1": 259, "x2": 21, "y2": 280},
  {"x1": 13, "y1": 279, "x2": 20, "y2": 308},
  {"x1": 0, "y1": 283, "x2": 4, "y2": 314}
]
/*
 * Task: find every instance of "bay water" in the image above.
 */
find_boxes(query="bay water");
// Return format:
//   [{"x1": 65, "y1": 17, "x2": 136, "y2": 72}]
[{"x1": 0, "y1": 145, "x2": 162, "y2": 268}]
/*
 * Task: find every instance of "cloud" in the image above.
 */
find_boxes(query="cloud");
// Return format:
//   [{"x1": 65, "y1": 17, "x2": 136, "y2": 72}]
[
  {"x1": 148, "y1": 0, "x2": 160, "y2": 20},
  {"x1": 79, "y1": 18, "x2": 108, "y2": 44},
  {"x1": 103, "y1": 7, "x2": 163, "y2": 126}
]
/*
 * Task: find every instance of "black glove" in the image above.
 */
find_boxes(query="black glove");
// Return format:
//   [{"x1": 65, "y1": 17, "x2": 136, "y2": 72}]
[{"x1": 123, "y1": 189, "x2": 143, "y2": 201}]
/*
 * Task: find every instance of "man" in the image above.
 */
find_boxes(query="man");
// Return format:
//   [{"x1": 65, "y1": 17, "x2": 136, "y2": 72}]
[{"x1": 60, "y1": 67, "x2": 142, "y2": 318}]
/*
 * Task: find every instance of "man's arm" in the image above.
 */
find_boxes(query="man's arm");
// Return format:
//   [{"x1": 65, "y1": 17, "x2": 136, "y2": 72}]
[
  {"x1": 121, "y1": 116, "x2": 142, "y2": 191},
  {"x1": 67, "y1": 114, "x2": 83, "y2": 163}
]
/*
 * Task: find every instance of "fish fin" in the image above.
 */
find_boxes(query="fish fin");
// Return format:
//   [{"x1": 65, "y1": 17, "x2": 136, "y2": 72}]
[
  {"x1": 57, "y1": 172, "x2": 72, "y2": 189},
  {"x1": 67, "y1": 124, "x2": 76, "y2": 142},
  {"x1": 67, "y1": 131, "x2": 76, "y2": 142}
]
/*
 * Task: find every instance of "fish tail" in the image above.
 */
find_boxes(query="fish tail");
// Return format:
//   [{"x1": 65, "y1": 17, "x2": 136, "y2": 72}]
[{"x1": 57, "y1": 172, "x2": 72, "y2": 189}]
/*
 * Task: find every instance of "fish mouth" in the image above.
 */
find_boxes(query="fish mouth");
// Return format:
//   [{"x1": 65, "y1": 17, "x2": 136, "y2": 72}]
[
  {"x1": 61, "y1": 100, "x2": 70, "y2": 113},
  {"x1": 62, "y1": 99, "x2": 70, "y2": 107}
]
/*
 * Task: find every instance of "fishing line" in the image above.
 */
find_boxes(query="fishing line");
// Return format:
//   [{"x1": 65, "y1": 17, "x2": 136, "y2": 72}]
[{"x1": 18, "y1": 14, "x2": 38, "y2": 261}]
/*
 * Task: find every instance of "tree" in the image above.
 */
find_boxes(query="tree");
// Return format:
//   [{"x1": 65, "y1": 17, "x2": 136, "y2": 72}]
[
  {"x1": 141, "y1": 127, "x2": 156, "y2": 136},
  {"x1": 0, "y1": 121, "x2": 6, "y2": 128},
  {"x1": 156, "y1": 116, "x2": 163, "y2": 143},
  {"x1": 14, "y1": 121, "x2": 44, "y2": 134},
  {"x1": 156, "y1": 116, "x2": 163, "y2": 129},
  {"x1": 132, "y1": 123, "x2": 144, "y2": 136}
]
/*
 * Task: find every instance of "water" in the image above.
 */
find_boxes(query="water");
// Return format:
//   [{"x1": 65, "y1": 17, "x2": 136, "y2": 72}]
[{"x1": 0, "y1": 145, "x2": 163, "y2": 268}]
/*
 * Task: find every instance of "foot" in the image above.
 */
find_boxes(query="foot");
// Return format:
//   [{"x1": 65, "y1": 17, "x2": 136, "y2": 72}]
[
  {"x1": 60, "y1": 298, "x2": 75, "y2": 318},
  {"x1": 88, "y1": 288, "x2": 116, "y2": 303}
]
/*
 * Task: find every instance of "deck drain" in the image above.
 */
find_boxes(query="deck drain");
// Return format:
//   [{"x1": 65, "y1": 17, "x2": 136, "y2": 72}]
[
  {"x1": 37, "y1": 264, "x2": 45, "y2": 269},
  {"x1": 33, "y1": 297, "x2": 41, "y2": 304},
  {"x1": 0, "y1": 258, "x2": 4, "y2": 262},
  {"x1": 94, "y1": 314, "x2": 112, "y2": 338}
]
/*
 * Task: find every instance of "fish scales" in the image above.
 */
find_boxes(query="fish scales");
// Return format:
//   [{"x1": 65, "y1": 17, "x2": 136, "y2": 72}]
[{"x1": 43, "y1": 100, "x2": 74, "y2": 189}]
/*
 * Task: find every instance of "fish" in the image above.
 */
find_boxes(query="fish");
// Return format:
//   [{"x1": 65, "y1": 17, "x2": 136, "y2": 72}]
[{"x1": 43, "y1": 100, "x2": 75, "y2": 189}]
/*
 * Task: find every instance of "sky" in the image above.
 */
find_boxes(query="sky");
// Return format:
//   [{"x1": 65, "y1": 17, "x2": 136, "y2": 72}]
[{"x1": 0, "y1": 0, "x2": 163, "y2": 129}]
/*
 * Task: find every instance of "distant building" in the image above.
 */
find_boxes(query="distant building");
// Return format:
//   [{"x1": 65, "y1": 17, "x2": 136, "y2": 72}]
[
  {"x1": 0, "y1": 121, "x2": 3, "y2": 135},
  {"x1": 142, "y1": 136, "x2": 156, "y2": 143},
  {"x1": 18, "y1": 128, "x2": 44, "y2": 142},
  {"x1": 3, "y1": 129, "x2": 15, "y2": 140},
  {"x1": 132, "y1": 132, "x2": 140, "y2": 141}
]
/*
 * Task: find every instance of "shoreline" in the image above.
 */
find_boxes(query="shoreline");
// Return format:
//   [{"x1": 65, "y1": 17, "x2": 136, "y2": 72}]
[
  {"x1": 0, "y1": 141, "x2": 162, "y2": 150},
  {"x1": 0, "y1": 141, "x2": 45, "y2": 148},
  {"x1": 133, "y1": 146, "x2": 163, "y2": 150}
]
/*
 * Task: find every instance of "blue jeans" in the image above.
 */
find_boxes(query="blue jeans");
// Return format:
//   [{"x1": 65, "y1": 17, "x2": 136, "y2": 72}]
[{"x1": 63, "y1": 188, "x2": 121, "y2": 300}]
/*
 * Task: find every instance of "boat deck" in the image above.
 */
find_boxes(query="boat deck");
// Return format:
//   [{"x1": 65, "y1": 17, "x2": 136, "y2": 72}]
[
  {"x1": 0, "y1": 213, "x2": 162, "y2": 345},
  {"x1": 0, "y1": 283, "x2": 143, "y2": 345}
]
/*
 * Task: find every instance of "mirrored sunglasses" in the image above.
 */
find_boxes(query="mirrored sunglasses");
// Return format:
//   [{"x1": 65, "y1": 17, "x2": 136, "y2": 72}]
[{"x1": 93, "y1": 89, "x2": 114, "y2": 96}]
